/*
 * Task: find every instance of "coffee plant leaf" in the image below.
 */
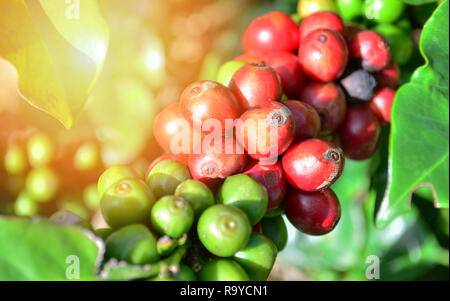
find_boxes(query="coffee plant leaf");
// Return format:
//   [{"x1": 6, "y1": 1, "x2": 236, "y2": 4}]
[
  {"x1": 401, "y1": 0, "x2": 437, "y2": 5},
  {"x1": 0, "y1": 216, "x2": 104, "y2": 280},
  {"x1": 0, "y1": 0, "x2": 109, "y2": 128},
  {"x1": 376, "y1": 0, "x2": 449, "y2": 229}
]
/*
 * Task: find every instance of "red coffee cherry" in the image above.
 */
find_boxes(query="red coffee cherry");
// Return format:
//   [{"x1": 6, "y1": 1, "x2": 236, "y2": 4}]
[
  {"x1": 282, "y1": 139, "x2": 344, "y2": 192},
  {"x1": 299, "y1": 11, "x2": 345, "y2": 42},
  {"x1": 283, "y1": 100, "x2": 321, "y2": 142},
  {"x1": 153, "y1": 102, "x2": 194, "y2": 156},
  {"x1": 299, "y1": 81, "x2": 347, "y2": 133},
  {"x1": 298, "y1": 29, "x2": 348, "y2": 82},
  {"x1": 229, "y1": 63, "x2": 282, "y2": 111},
  {"x1": 374, "y1": 60, "x2": 400, "y2": 88},
  {"x1": 285, "y1": 187, "x2": 341, "y2": 235},
  {"x1": 366, "y1": 87, "x2": 396, "y2": 124},
  {"x1": 180, "y1": 80, "x2": 241, "y2": 135},
  {"x1": 264, "y1": 51, "x2": 307, "y2": 98},
  {"x1": 242, "y1": 11, "x2": 299, "y2": 56},
  {"x1": 337, "y1": 106, "x2": 381, "y2": 160},
  {"x1": 243, "y1": 159, "x2": 287, "y2": 211},
  {"x1": 349, "y1": 31, "x2": 390, "y2": 72},
  {"x1": 188, "y1": 136, "x2": 248, "y2": 191},
  {"x1": 236, "y1": 101, "x2": 295, "y2": 160}
]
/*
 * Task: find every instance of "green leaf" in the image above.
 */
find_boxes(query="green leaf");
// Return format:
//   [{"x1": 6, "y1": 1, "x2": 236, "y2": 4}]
[
  {"x1": 376, "y1": 0, "x2": 449, "y2": 228},
  {"x1": 358, "y1": 194, "x2": 449, "y2": 281},
  {"x1": 0, "y1": 216, "x2": 104, "y2": 280},
  {"x1": 0, "y1": 0, "x2": 109, "y2": 128}
]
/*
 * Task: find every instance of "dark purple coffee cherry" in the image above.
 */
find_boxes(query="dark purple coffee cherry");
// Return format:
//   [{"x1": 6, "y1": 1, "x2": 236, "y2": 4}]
[{"x1": 340, "y1": 69, "x2": 377, "y2": 104}]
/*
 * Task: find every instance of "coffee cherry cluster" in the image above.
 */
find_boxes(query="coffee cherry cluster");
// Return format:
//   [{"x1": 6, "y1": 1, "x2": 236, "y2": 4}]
[{"x1": 97, "y1": 8, "x2": 400, "y2": 281}]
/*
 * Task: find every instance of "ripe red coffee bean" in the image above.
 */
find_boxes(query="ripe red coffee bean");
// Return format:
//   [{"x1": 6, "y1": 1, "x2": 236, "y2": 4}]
[
  {"x1": 374, "y1": 60, "x2": 400, "y2": 88},
  {"x1": 229, "y1": 63, "x2": 282, "y2": 111},
  {"x1": 366, "y1": 87, "x2": 396, "y2": 124},
  {"x1": 285, "y1": 187, "x2": 341, "y2": 235},
  {"x1": 234, "y1": 53, "x2": 264, "y2": 65},
  {"x1": 242, "y1": 11, "x2": 299, "y2": 56},
  {"x1": 299, "y1": 11, "x2": 345, "y2": 42},
  {"x1": 349, "y1": 31, "x2": 390, "y2": 72},
  {"x1": 188, "y1": 136, "x2": 248, "y2": 191},
  {"x1": 283, "y1": 100, "x2": 321, "y2": 142},
  {"x1": 338, "y1": 106, "x2": 381, "y2": 160},
  {"x1": 243, "y1": 159, "x2": 287, "y2": 211},
  {"x1": 264, "y1": 51, "x2": 306, "y2": 98},
  {"x1": 299, "y1": 81, "x2": 347, "y2": 133},
  {"x1": 180, "y1": 80, "x2": 241, "y2": 135},
  {"x1": 236, "y1": 101, "x2": 295, "y2": 160},
  {"x1": 153, "y1": 103, "x2": 194, "y2": 156},
  {"x1": 282, "y1": 139, "x2": 344, "y2": 192},
  {"x1": 298, "y1": 29, "x2": 348, "y2": 82}
]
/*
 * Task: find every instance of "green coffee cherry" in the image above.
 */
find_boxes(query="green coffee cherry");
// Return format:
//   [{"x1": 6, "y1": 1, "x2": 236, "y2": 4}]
[
  {"x1": 261, "y1": 215, "x2": 288, "y2": 252},
  {"x1": 25, "y1": 167, "x2": 59, "y2": 202},
  {"x1": 151, "y1": 196, "x2": 194, "y2": 238},
  {"x1": 175, "y1": 179, "x2": 215, "y2": 219},
  {"x1": 374, "y1": 23, "x2": 413, "y2": 65},
  {"x1": 217, "y1": 174, "x2": 268, "y2": 225},
  {"x1": 100, "y1": 178, "x2": 156, "y2": 229},
  {"x1": 73, "y1": 142, "x2": 100, "y2": 171},
  {"x1": 27, "y1": 133, "x2": 53, "y2": 168},
  {"x1": 146, "y1": 160, "x2": 191, "y2": 200},
  {"x1": 298, "y1": 0, "x2": 338, "y2": 19},
  {"x1": 337, "y1": 0, "x2": 363, "y2": 21},
  {"x1": 216, "y1": 61, "x2": 247, "y2": 86},
  {"x1": 14, "y1": 191, "x2": 38, "y2": 217},
  {"x1": 95, "y1": 228, "x2": 113, "y2": 241},
  {"x1": 197, "y1": 204, "x2": 251, "y2": 257},
  {"x1": 363, "y1": 0, "x2": 404, "y2": 24},
  {"x1": 396, "y1": 17, "x2": 411, "y2": 33},
  {"x1": 105, "y1": 224, "x2": 160, "y2": 265},
  {"x1": 173, "y1": 264, "x2": 197, "y2": 281},
  {"x1": 97, "y1": 165, "x2": 139, "y2": 199},
  {"x1": 199, "y1": 259, "x2": 249, "y2": 281},
  {"x1": 4, "y1": 144, "x2": 27, "y2": 175},
  {"x1": 233, "y1": 232, "x2": 278, "y2": 281}
]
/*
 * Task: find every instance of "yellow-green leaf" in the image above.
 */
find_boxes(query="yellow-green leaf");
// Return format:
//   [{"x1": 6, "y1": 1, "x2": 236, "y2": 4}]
[{"x1": 0, "y1": 0, "x2": 109, "y2": 128}]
